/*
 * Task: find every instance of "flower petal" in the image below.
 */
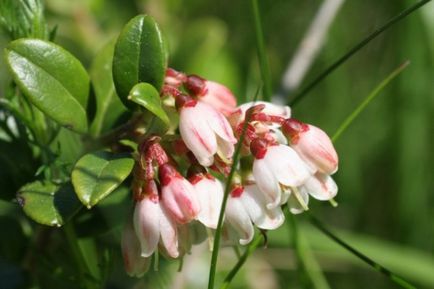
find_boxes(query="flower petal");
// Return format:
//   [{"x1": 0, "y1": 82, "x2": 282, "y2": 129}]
[
  {"x1": 179, "y1": 105, "x2": 217, "y2": 166},
  {"x1": 161, "y1": 177, "x2": 201, "y2": 224},
  {"x1": 159, "y1": 205, "x2": 179, "y2": 258},
  {"x1": 194, "y1": 178, "x2": 224, "y2": 229},
  {"x1": 265, "y1": 145, "x2": 310, "y2": 187},
  {"x1": 252, "y1": 158, "x2": 282, "y2": 209},
  {"x1": 304, "y1": 173, "x2": 338, "y2": 201},
  {"x1": 133, "y1": 197, "x2": 160, "y2": 258},
  {"x1": 202, "y1": 80, "x2": 237, "y2": 116},
  {"x1": 225, "y1": 197, "x2": 254, "y2": 245},
  {"x1": 199, "y1": 101, "x2": 237, "y2": 144},
  {"x1": 242, "y1": 185, "x2": 284, "y2": 230},
  {"x1": 293, "y1": 125, "x2": 338, "y2": 174}
]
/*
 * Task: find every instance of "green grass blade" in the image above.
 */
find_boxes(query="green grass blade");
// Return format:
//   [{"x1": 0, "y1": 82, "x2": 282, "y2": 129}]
[
  {"x1": 289, "y1": 0, "x2": 431, "y2": 106},
  {"x1": 288, "y1": 212, "x2": 331, "y2": 289},
  {"x1": 332, "y1": 60, "x2": 410, "y2": 142},
  {"x1": 251, "y1": 0, "x2": 272, "y2": 101},
  {"x1": 207, "y1": 87, "x2": 260, "y2": 289},
  {"x1": 309, "y1": 214, "x2": 416, "y2": 289},
  {"x1": 219, "y1": 234, "x2": 264, "y2": 289}
]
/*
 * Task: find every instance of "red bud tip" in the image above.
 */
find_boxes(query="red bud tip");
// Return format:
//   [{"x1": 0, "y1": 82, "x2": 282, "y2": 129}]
[
  {"x1": 159, "y1": 163, "x2": 181, "y2": 186},
  {"x1": 282, "y1": 118, "x2": 309, "y2": 143},
  {"x1": 185, "y1": 75, "x2": 206, "y2": 96},
  {"x1": 175, "y1": 94, "x2": 197, "y2": 110},
  {"x1": 250, "y1": 138, "x2": 268, "y2": 159},
  {"x1": 230, "y1": 185, "x2": 244, "y2": 198}
]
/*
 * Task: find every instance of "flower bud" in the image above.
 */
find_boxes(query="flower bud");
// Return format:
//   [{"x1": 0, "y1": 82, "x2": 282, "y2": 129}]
[
  {"x1": 283, "y1": 119, "x2": 338, "y2": 174},
  {"x1": 159, "y1": 164, "x2": 201, "y2": 224}
]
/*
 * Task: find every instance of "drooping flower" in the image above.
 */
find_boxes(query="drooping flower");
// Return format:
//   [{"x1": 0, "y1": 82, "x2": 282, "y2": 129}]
[
  {"x1": 121, "y1": 220, "x2": 150, "y2": 277},
  {"x1": 225, "y1": 184, "x2": 285, "y2": 245},
  {"x1": 189, "y1": 173, "x2": 224, "y2": 229},
  {"x1": 301, "y1": 172, "x2": 338, "y2": 201},
  {"x1": 283, "y1": 118, "x2": 338, "y2": 174},
  {"x1": 185, "y1": 75, "x2": 237, "y2": 116},
  {"x1": 250, "y1": 139, "x2": 311, "y2": 209},
  {"x1": 159, "y1": 163, "x2": 201, "y2": 224},
  {"x1": 177, "y1": 96, "x2": 237, "y2": 167},
  {"x1": 133, "y1": 180, "x2": 179, "y2": 258}
]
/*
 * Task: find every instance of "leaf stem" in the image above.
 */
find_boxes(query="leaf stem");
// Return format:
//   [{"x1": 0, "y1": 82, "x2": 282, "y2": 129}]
[
  {"x1": 219, "y1": 234, "x2": 263, "y2": 289},
  {"x1": 251, "y1": 0, "x2": 272, "y2": 101},
  {"x1": 207, "y1": 88, "x2": 260, "y2": 289},
  {"x1": 85, "y1": 113, "x2": 144, "y2": 150},
  {"x1": 309, "y1": 214, "x2": 416, "y2": 289},
  {"x1": 332, "y1": 60, "x2": 410, "y2": 142},
  {"x1": 289, "y1": 0, "x2": 431, "y2": 106}
]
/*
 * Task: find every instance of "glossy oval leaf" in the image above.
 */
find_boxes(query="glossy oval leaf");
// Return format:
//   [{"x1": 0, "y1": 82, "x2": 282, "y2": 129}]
[
  {"x1": 128, "y1": 82, "x2": 169, "y2": 126},
  {"x1": 113, "y1": 14, "x2": 167, "y2": 109},
  {"x1": 17, "y1": 181, "x2": 81, "y2": 227},
  {"x1": 71, "y1": 151, "x2": 134, "y2": 208},
  {"x1": 4, "y1": 39, "x2": 89, "y2": 133},
  {"x1": 89, "y1": 40, "x2": 127, "y2": 136}
]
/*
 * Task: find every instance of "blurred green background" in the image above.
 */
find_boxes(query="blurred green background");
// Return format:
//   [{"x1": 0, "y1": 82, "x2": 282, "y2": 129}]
[{"x1": 0, "y1": 0, "x2": 433, "y2": 288}]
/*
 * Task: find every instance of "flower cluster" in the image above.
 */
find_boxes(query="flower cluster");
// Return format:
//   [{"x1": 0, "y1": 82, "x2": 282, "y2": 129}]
[{"x1": 121, "y1": 69, "x2": 339, "y2": 277}]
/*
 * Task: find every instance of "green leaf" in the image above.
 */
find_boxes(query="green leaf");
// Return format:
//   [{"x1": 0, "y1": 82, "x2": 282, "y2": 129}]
[
  {"x1": 128, "y1": 82, "x2": 169, "y2": 126},
  {"x1": 113, "y1": 14, "x2": 167, "y2": 109},
  {"x1": 17, "y1": 181, "x2": 81, "y2": 227},
  {"x1": 89, "y1": 40, "x2": 127, "y2": 136},
  {"x1": 71, "y1": 151, "x2": 134, "y2": 208},
  {"x1": 4, "y1": 39, "x2": 89, "y2": 133}
]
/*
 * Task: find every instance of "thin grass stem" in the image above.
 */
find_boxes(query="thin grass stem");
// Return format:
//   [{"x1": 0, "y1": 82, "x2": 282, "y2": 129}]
[
  {"x1": 289, "y1": 0, "x2": 430, "y2": 106},
  {"x1": 251, "y1": 0, "x2": 272, "y2": 101},
  {"x1": 332, "y1": 60, "x2": 410, "y2": 142},
  {"x1": 207, "y1": 88, "x2": 260, "y2": 289},
  {"x1": 287, "y1": 212, "x2": 331, "y2": 289},
  {"x1": 309, "y1": 214, "x2": 416, "y2": 289},
  {"x1": 219, "y1": 234, "x2": 264, "y2": 289}
]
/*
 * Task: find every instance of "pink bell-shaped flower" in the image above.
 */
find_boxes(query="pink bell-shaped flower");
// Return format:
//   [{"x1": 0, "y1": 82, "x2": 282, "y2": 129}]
[
  {"x1": 283, "y1": 118, "x2": 338, "y2": 174},
  {"x1": 251, "y1": 139, "x2": 310, "y2": 209},
  {"x1": 302, "y1": 172, "x2": 338, "y2": 201},
  {"x1": 185, "y1": 75, "x2": 237, "y2": 116},
  {"x1": 159, "y1": 164, "x2": 201, "y2": 224},
  {"x1": 225, "y1": 185, "x2": 285, "y2": 245},
  {"x1": 121, "y1": 220, "x2": 150, "y2": 277},
  {"x1": 225, "y1": 187, "x2": 254, "y2": 245},
  {"x1": 241, "y1": 184, "x2": 285, "y2": 230},
  {"x1": 178, "y1": 96, "x2": 237, "y2": 167},
  {"x1": 133, "y1": 181, "x2": 179, "y2": 258},
  {"x1": 190, "y1": 173, "x2": 224, "y2": 229}
]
